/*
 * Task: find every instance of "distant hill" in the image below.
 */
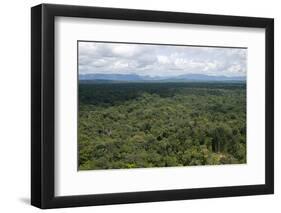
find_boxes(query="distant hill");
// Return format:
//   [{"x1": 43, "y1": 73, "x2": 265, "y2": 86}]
[
  {"x1": 79, "y1": 73, "x2": 144, "y2": 81},
  {"x1": 79, "y1": 73, "x2": 246, "y2": 82},
  {"x1": 174, "y1": 74, "x2": 246, "y2": 82}
]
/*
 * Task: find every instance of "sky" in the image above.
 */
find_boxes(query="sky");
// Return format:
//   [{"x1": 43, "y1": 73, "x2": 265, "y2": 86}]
[{"x1": 78, "y1": 41, "x2": 247, "y2": 77}]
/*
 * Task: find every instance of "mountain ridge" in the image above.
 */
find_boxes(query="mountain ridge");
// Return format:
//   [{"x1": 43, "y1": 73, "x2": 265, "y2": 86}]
[{"x1": 79, "y1": 73, "x2": 246, "y2": 82}]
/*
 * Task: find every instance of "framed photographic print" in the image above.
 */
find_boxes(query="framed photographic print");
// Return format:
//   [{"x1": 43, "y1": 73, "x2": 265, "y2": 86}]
[{"x1": 31, "y1": 3, "x2": 274, "y2": 209}]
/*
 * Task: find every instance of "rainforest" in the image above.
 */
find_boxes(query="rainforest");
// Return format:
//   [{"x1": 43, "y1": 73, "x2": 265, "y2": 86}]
[{"x1": 78, "y1": 81, "x2": 246, "y2": 170}]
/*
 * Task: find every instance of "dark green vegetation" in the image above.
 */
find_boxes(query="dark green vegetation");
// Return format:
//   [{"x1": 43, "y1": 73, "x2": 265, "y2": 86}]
[{"x1": 78, "y1": 82, "x2": 246, "y2": 170}]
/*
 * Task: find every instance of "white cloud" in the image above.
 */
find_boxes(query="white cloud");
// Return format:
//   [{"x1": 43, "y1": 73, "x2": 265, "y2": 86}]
[{"x1": 78, "y1": 42, "x2": 247, "y2": 77}]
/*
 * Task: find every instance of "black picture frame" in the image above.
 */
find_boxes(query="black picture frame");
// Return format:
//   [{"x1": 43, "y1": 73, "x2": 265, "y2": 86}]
[{"x1": 31, "y1": 3, "x2": 274, "y2": 209}]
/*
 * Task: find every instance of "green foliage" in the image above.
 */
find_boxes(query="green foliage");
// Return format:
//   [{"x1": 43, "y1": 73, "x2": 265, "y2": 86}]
[{"x1": 78, "y1": 82, "x2": 246, "y2": 170}]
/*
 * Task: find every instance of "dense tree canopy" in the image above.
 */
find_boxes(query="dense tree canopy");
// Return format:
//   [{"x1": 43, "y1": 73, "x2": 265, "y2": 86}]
[{"x1": 78, "y1": 82, "x2": 246, "y2": 170}]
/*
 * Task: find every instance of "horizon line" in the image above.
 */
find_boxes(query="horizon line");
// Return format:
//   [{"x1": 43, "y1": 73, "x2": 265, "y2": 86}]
[{"x1": 79, "y1": 73, "x2": 246, "y2": 78}]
